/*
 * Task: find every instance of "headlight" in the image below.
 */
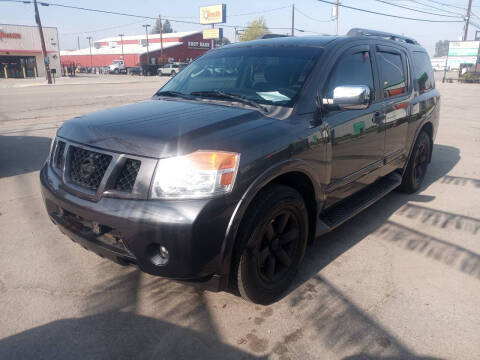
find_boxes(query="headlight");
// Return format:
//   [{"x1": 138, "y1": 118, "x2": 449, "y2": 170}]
[{"x1": 151, "y1": 151, "x2": 240, "y2": 199}]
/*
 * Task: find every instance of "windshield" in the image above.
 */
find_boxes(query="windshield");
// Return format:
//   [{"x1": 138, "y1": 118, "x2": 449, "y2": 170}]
[{"x1": 158, "y1": 46, "x2": 322, "y2": 107}]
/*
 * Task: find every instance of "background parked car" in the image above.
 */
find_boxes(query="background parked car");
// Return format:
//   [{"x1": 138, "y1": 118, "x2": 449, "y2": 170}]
[
  {"x1": 158, "y1": 62, "x2": 187, "y2": 76},
  {"x1": 128, "y1": 66, "x2": 143, "y2": 75}
]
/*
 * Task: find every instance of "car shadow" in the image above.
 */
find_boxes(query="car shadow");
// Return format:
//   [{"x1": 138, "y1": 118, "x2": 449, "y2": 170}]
[
  {"x1": 0, "y1": 266, "x2": 266, "y2": 360},
  {"x1": 0, "y1": 311, "x2": 266, "y2": 360},
  {"x1": 289, "y1": 144, "x2": 463, "y2": 295},
  {"x1": 0, "y1": 135, "x2": 51, "y2": 178}
]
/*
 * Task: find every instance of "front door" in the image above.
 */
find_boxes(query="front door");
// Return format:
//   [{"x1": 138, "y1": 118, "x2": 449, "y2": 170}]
[
  {"x1": 323, "y1": 45, "x2": 386, "y2": 206},
  {"x1": 374, "y1": 45, "x2": 410, "y2": 165}
]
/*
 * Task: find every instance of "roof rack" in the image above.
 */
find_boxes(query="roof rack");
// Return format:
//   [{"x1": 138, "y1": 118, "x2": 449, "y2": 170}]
[
  {"x1": 347, "y1": 28, "x2": 419, "y2": 45},
  {"x1": 259, "y1": 34, "x2": 290, "y2": 39}
]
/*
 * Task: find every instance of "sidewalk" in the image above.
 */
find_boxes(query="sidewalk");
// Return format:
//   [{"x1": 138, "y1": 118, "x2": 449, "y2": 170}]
[{"x1": 0, "y1": 74, "x2": 162, "y2": 89}]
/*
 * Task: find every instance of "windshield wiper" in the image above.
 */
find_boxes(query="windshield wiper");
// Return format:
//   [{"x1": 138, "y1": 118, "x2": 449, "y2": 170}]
[
  {"x1": 155, "y1": 90, "x2": 193, "y2": 99},
  {"x1": 190, "y1": 90, "x2": 268, "y2": 113}
]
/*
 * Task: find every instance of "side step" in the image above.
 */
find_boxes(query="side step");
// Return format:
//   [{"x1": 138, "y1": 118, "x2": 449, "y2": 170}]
[{"x1": 316, "y1": 172, "x2": 402, "y2": 236}]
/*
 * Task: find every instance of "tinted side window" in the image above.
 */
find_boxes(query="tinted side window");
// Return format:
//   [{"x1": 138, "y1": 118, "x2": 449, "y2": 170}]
[
  {"x1": 377, "y1": 51, "x2": 406, "y2": 98},
  {"x1": 326, "y1": 51, "x2": 374, "y2": 98},
  {"x1": 412, "y1": 51, "x2": 434, "y2": 93}
]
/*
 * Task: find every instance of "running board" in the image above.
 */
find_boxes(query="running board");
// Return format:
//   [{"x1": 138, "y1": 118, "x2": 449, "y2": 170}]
[{"x1": 316, "y1": 172, "x2": 402, "y2": 237}]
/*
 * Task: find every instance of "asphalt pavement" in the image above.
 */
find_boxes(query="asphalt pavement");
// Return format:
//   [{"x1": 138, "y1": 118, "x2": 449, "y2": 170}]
[{"x1": 0, "y1": 74, "x2": 479, "y2": 360}]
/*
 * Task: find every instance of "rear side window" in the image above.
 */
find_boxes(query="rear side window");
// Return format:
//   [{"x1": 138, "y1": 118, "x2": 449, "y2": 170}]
[
  {"x1": 412, "y1": 51, "x2": 434, "y2": 93},
  {"x1": 325, "y1": 51, "x2": 374, "y2": 98},
  {"x1": 377, "y1": 51, "x2": 407, "y2": 98}
]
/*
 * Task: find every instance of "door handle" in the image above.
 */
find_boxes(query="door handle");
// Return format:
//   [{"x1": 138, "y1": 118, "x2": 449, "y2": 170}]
[{"x1": 373, "y1": 111, "x2": 386, "y2": 123}]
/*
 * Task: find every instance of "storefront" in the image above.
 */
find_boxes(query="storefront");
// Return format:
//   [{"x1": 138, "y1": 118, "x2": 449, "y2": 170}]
[{"x1": 0, "y1": 24, "x2": 61, "y2": 79}]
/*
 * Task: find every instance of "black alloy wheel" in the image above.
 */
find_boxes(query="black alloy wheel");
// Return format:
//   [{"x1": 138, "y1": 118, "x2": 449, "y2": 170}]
[
  {"x1": 232, "y1": 184, "x2": 308, "y2": 305},
  {"x1": 256, "y1": 210, "x2": 300, "y2": 284},
  {"x1": 398, "y1": 130, "x2": 431, "y2": 193},
  {"x1": 413, "y1": 136, "x2": 429, "y2": 187}
]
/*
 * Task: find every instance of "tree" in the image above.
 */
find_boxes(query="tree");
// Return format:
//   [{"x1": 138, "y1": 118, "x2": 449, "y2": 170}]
[
  {"x1": 239, "y1": 17, "x2": 270, "y2": 41},
  {"x1": 162, "y1": 19, "x2": 173, "y2": 34},
  {"x1": 434, "y1": 40, "x2": 449, "y2": 57},
  {"x1": 218, "y1": 36, "x2": 231, "y2": 46},
  {"x1": 151, "y1": 17, "x2": 174, "y2": 34}
]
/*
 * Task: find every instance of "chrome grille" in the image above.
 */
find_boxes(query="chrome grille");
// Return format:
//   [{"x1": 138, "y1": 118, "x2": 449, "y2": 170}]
[
  {"x1": 53, "y1": 140, "x2": 66, "y2": 170},
  {"x1": 69, "y1": 146, "x2": 112, "y2": 190},
  {"x1": 114, "y1": 159, "x2": 141, "y2": 192}
]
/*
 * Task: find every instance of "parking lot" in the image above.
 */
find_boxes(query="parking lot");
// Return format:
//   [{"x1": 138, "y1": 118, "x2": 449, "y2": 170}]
[{"x1": 0, "y1": 74, "x2": 479, "y2": 359}]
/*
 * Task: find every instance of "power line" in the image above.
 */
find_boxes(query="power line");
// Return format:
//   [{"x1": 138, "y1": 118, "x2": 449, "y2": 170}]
[
  {"x1": 1, "y1": 0, "x2": 333, "y2": 35},
  {"x1": 228, "y1": 5, "x2": 291, "y2": 17},
  {"x1": 374, "y1": 0, "x2": 463, "y2": 17},
  {"x1": 404, "y1": 0, "x2": 465, "y2": 16},
  {"x1": 418, "y1": 0, "x2": 467, "y2": 11},
  {"x1": 295, "y1": 6, "x2": 335, "y2": 22},
  {"x1": 60, "y1": 19, "x2": 149, "y2": 36},
  {"x1": 317, "y1": 0, "x2": 464, "y2": 22}
]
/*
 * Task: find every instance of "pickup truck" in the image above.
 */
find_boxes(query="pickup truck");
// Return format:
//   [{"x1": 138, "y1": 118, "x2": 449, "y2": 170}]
[
  {"x1": 41, "y1": 28, "x2": 439, "y2": 304},
  {"x1": 158, "y1": 63, "x2": 186, "y2": 76}
]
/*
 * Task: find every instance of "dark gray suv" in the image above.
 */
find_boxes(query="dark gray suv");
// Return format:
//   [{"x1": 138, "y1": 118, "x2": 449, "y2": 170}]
[{"x1": 41, "y1": 28, "x2": 440, "y2": 304}]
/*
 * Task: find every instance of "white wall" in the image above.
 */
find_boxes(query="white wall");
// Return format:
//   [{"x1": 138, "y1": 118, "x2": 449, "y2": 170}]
[{"x1": 0, "y1": 24, "x2": 61, "y2": 77}]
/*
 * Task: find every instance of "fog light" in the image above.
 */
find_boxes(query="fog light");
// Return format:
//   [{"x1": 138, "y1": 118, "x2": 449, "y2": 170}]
[{"x1": 149, "y1": 245, "x2": 169, "y2": 266}]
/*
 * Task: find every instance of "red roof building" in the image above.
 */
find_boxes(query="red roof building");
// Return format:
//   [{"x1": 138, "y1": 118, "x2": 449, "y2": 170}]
[{"x1": 60, "y1": 30, "x2": 211, "y2": 67}]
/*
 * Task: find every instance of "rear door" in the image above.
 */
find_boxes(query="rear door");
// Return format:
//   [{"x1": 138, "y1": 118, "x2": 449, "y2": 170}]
[{"x1": 374, "y1": 45, "x2": 411, "y2": 165}]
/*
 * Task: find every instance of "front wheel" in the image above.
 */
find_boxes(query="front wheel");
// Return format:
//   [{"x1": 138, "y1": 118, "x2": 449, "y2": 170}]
[
  {"x1": 232, "y1": 184, "x2": 308, "y2": 305},
  {"x1": 398, "y1": 130, "x2": 431, "y2": 193}
]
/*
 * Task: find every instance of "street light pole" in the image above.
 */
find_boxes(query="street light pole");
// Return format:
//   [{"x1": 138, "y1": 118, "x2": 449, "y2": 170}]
[
  {"x1": 118, "y1": 34, "x2": 125, "y2": 61},
  {"x1": 291, "y1": 4, "x2": 295, "y2": 36},
  {"x1": 142, "y1": 24, "x2": 151, "y2": 65},
  {"x1": 33, "y1": 0, "x2": 52, "y2": 84},
  {"x1": 463, "y1": 0, "x2": 473, "y2": 41},
  {"x1": 159, "y1": 15, "x2": 164, "y2": 64},
  {"x1": 86, "y1": 36, "x2": 93, "y2": 70},
  {"x1": 336, "y1": 0, "x2": 339, "y2": 35}
]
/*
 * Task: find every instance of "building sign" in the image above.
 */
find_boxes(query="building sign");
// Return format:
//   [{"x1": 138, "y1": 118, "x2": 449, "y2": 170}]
[
  {"x1": 199, "y1": 4, "x2": 226, "y2": 24},
  {"x1": 188, "y1": 41, "x2": 210, "y2": 50},
  {"x1": 203, "y1": 28, "x2": 223, "y2": 40},
  {"x1": 0, "y1": 31, "x2": 22, "y2": 39},
  {"x1": 447, "y1": 41, "x2": 480, "y2": 68}
]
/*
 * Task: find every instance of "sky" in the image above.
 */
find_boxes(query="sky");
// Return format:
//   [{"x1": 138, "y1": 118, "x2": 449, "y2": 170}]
[{"x1": 1, "y1": 0, "x2": 479, "y2": 56}]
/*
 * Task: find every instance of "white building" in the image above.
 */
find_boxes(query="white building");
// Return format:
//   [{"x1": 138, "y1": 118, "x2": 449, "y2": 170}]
[{"x1": 0, "y1": 24, "x2": 61, "y2": 79}]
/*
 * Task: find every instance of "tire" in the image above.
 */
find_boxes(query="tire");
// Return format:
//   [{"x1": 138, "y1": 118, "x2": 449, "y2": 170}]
[
  {"x1": 114, "y1": 69, "x2": 119, "y2": 74},
  {"x1": 398, "y1": 130, "x2": 431, "y2": 193},
  {"x1": 231, "y1": 184, "x2": 308, "y2": 305},
  {"x1": 171, "y1": 71, "x2": 177, "y2": 77}
]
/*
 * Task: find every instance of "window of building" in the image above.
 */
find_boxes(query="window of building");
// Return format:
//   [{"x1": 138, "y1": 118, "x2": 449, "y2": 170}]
[
  {"x1": 412, "y1": 51, "x2": 434, "y2": 93},
  {"x1": 377, "y1": 51, "x2": 407, "y2": 98}
]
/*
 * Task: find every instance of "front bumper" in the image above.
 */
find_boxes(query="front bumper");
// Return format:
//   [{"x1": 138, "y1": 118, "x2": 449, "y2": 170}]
[{"x1": 40, "y1": 164, "x2": 236, "y2": 291}]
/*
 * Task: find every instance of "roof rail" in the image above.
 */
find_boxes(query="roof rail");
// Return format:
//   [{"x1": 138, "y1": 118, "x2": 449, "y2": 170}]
[
  {"x1": 259, "y1": 33, "x2": 290, "y2": 39},
  {"x1": 347, "y1": 28, "x2": 419, "y2": 45}
]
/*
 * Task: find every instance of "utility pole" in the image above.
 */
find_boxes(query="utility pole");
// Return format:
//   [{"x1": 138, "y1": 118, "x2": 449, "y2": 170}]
[
  {"x1": 142, "y1": 24, "x2": 151, "y2": 65},
  {"x1": 77, "y1": 35, "x2": 80, "y2": 50},
  {"x1": 86, "y1": 36, "x2": 93, "y2": 70},
  {"x1": 33, "y1": 0, "x2": 52, "y2": 84},
  {"x1": 336, "y1": 0, "x2": 339, "y2": 35},
  {"x1": 118, "y1": 34, "x2": 125, "y2": 61},
  {"x1": 463, "y1": 0, "x2": 473, "y2": 41},
  {"x1": 159, "y1": 15, "x2": 164, "y2": 64},
  {"x1": 291, "y1": 4, "x2": 295, "y2": 36}
]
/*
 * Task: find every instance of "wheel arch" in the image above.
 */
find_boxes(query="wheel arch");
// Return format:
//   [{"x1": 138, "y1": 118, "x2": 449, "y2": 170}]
[{"x1": 218, "y1": 160, "x2": 322, "y2": 288}]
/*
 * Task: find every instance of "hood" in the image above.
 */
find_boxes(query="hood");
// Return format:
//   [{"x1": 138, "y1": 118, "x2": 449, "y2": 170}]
[{"x1": 57, "y1": 99, "x2": 280, "y2": 158}]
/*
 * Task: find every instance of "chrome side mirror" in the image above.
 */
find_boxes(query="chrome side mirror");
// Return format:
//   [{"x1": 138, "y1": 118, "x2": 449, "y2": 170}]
[{"x1": 323, "y1": 85, "x2": 371, "y2": 110}]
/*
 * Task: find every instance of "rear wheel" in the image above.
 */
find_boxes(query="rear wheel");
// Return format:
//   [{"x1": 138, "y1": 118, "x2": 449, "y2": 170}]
[
  {"x1": 398, "y1": 130, "x2": 431, "y2": 193},
  {"x1": 232, "y1": 185, "x2": 308, "y2": 305}
]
